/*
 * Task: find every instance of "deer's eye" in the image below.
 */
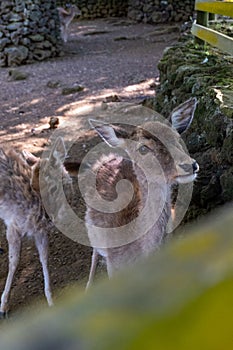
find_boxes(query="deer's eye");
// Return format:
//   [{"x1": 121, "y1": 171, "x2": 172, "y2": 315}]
[{"x1": 138, "y1": 145, "x2": 150, "y2": 155}]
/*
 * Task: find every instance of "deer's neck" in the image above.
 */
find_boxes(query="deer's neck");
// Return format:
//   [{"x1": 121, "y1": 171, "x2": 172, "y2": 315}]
[{"x1": 133, "y1": 161, "x2": 171, "y2": 240}]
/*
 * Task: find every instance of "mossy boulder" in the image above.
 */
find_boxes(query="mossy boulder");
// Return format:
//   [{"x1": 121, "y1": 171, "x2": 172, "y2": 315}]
[
  {"x1": 8, "y1": 68, "x2": 29, "y2": 81},
  {"x1": 154, "y1": 38, "x2": 233, "y2": 220},
  {"x1": 220, "y1": 167, "x2": 233, "y2": 202}
]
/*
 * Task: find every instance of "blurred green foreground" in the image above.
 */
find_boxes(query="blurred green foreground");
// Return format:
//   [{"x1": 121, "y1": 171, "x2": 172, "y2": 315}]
[{"x1": 0, "y1": 205, "x2": 233, "y2": 350}]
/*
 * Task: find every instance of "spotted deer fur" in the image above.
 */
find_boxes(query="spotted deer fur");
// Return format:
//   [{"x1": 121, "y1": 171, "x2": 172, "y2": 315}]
[{"x1": 0, "y1": 137, "x2": 70, "y2": 316}]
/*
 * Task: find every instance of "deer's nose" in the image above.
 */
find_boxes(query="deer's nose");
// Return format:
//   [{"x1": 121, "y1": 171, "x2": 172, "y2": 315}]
[
  {"x1": 192, "y1": 161, "x2": 199, "y2": 173},
  {"x1": 179, "y1": 161, "x2": 199, "y2": 174}
]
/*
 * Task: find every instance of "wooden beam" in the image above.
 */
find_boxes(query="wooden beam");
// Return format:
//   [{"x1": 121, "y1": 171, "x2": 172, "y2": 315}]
[
  {"x1": 196, "y1": 11, "x2": 209, "y2": 44},
  {"x1": 195, "y1": 1, "x2": 233, "y2": 17},
  {"x1": 192, "y1": 23, "x2": 233, "y2": 55}
]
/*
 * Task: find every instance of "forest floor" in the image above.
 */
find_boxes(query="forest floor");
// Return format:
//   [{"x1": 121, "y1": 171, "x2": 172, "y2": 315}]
[{"x1": 0, "y1": 18, "x2": 179, "y2": 316}]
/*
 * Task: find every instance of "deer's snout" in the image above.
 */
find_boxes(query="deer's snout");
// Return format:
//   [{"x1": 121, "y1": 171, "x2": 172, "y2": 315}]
[
  {"x1": 179, "y1": 161, "x2": 199, "y2": 175},
  {"x1": 175, "y1": 159, "x2": 199, "y2": 184}
]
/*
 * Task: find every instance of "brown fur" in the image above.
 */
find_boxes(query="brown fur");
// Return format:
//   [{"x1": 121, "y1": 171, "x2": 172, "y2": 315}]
[{"x1": 85, "y1": 98, "x2": 198, "y2": 286}]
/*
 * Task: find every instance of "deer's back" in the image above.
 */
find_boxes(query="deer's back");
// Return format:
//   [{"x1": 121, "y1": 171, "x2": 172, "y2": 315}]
[{"x1": 0, "y1": 148, "x2": 48, "y2": 233}]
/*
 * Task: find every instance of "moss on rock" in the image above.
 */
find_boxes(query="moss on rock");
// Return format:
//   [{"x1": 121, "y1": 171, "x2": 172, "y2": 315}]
[{"x1": 154, "y1": 37, "x2": 233, "y2": 220}]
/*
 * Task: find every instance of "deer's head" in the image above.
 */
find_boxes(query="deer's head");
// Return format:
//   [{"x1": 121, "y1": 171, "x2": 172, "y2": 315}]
[{"x1": 89, "y1": 98, "x2": 199, "y2": 186}]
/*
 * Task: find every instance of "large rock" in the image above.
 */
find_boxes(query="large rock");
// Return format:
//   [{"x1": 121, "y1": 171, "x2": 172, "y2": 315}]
[{"x1": 4, "y1": 45, "x2": 28, "y2": 65}]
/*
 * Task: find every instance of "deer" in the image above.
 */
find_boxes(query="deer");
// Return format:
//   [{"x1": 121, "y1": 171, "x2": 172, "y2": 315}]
[
  {"x1": 0, "y1": 137, "x2": 71, "y2": 317},
  {"x1": 57, "y1": 4, "x2": 81, "y2": 43},
  {"x1": 85, "y1": 98, "x2": 199, "y2": 288}
]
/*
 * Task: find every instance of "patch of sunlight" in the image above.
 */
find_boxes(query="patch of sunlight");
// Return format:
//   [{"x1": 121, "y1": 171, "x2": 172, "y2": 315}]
[
  {"x1": 6, "y1": 106, "x2": 19, "y2": 113},
  {"x1": 214, "y1": 88, "x2": 223, "y2": 103},
  {"x1": 57, "y1": 101, "x2": 95, "y2": 117},
  {"x1": 12, "y1": 123, "x2": 30, "y2": 132},
  {"x1": 124, "y1": 78, "x2": 155, "y2": 93},
  {"x1": 5, "y1": 97, "x2": 44, "y2": 114},
  {"x1": 56, "y1": 78, "x2": 157, "y2": 119},
  {"x1": 30, "y1": 98, "x2": 43, "y2": 105}
]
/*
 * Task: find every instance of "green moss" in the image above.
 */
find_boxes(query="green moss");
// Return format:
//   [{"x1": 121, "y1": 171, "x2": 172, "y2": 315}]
[
  {"x1": 154, "y1": 37, "x2": 233, "y2": 218},
  {"x1": 220, "y1": 167, "x2": 233, "y2": 201},
  {"x1": 222, "y1": 132, "x2": 233, "y2": 163}
]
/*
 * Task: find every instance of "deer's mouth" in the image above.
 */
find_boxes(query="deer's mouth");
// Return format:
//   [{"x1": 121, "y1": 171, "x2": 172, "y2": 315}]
[{"x1": 175, "y1": 172, "x2": 198, "y2": 184}]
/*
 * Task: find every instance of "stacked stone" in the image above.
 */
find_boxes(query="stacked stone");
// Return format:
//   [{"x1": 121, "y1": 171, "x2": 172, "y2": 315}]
[
  {"x1": 0, "y1": 0, "x2": 61, "y2": 67},
  {"x1": 128, "y1": 0, "x2": 195, "y2": 23},
  {"x1": 57, "y1": 0, "x2": 128, "y2": 19}
]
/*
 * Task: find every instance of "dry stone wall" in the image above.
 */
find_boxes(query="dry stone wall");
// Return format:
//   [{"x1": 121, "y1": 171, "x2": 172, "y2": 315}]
[
  {"x1": 154, "y1": 37, "x2": 233, "y2": 219},
  {"x1": 79, "y1": 0, "x2": 128, "y2": 18},
  {"x1": 0, "y1": 0, "x2": 61, "y2": 67},
  {"x1": 128, "y1": 0, "x2": 195, "y2": 23},
  {"x1": 57, "y1": 0, "x2": 128, "y2": 19},
  {"x1": 57, "y1": 0, "x2": 194, "y2": 21}
]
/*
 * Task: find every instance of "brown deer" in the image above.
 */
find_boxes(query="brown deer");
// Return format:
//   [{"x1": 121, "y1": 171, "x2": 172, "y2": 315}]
[
  {"x1": 57, "y1": 4, "x2": 81, "y2": 43},
  {"x1": 0, "y1": 137, "x2": 70, "y2": 317},
  {"x1": 85, "y1": 98, "x2": 199, "y2": 288}
]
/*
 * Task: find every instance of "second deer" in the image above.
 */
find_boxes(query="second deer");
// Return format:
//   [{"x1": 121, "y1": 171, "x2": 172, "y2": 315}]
[
  {"x1": 0, "y1": 137, "x2": 70, "y2": 317},
  {"x1": 85, "y1": 98, "x2": 199, "y2": 288},
  {"x1": 57, "y1": 4, "x2": 81, "y2": 43}
]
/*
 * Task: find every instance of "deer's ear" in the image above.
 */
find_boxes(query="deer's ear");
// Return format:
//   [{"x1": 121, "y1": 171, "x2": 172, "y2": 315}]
[
  {"x1": 49, "y1": 137, "x2": 67, "y2": 165},
  {"x1": 89, "y1": 119, "x2": 124, "y2": 148},
  {"x1": 30, "y1": 161, "x2": 41, "y2": 192},
  {"x1": 170, "y1": 97, "x2": 197, "y2": 134},
  {"x1": 22, "y1": 150, "x2": 39, "y2": 166}
]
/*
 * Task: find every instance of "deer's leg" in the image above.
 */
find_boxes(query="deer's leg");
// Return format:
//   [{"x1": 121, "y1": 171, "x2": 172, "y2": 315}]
[
  {"x1": 59, "y1": 24, "x2": 66, "y2": 42},
  {"x1": 63, "y1": 25, "x2": 68, "y2": 43},
  {"x1": 34, "y1": 233, "x2": 53, "y2": 307},
  {"x1": 106, "y1": 257, "x2": 115, "y2": 279},
  {"x1": 0, "y1": 227, "x2": 21, "y2": 317},
  {"x1": 86, "y1": 248, "x2": 98, "y2": 290}
]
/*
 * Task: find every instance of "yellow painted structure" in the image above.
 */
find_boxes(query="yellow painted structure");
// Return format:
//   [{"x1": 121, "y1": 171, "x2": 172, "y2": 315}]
[
  {"x1": 192, "y1": 23, "x2": 233, "y2": 55},
  {"x1": 195, "y1": 0, "x2": 233, "y2": 17},
  {"x1": 191, "y1": 1, "x2": 233, "y2": 54}
]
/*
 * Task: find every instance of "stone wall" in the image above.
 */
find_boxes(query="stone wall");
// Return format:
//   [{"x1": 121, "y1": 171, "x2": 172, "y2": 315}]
[
  {"x1": 154, "y1": 37, "x2": 233, "y2": 221},
  {"x1": 0, "y1": 0, "x2": 61, "y2": 67},
  {"x1": 57, "y1": 0, "x2": 128, "y2": 19},
  {"x1": 128, "y1": 0, "x2": 195, "y2": 23},
  {"x1": 0, "y1": 1, "x2": 196, "y2": 66},
  {"x1": 57, "y1": 0, "x2": 195, "y2": 22}
]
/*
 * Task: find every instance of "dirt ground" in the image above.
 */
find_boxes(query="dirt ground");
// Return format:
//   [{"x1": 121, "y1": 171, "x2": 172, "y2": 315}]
[{"x1": 0, "y1": 18, "x2": 179, "y2": 316}]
